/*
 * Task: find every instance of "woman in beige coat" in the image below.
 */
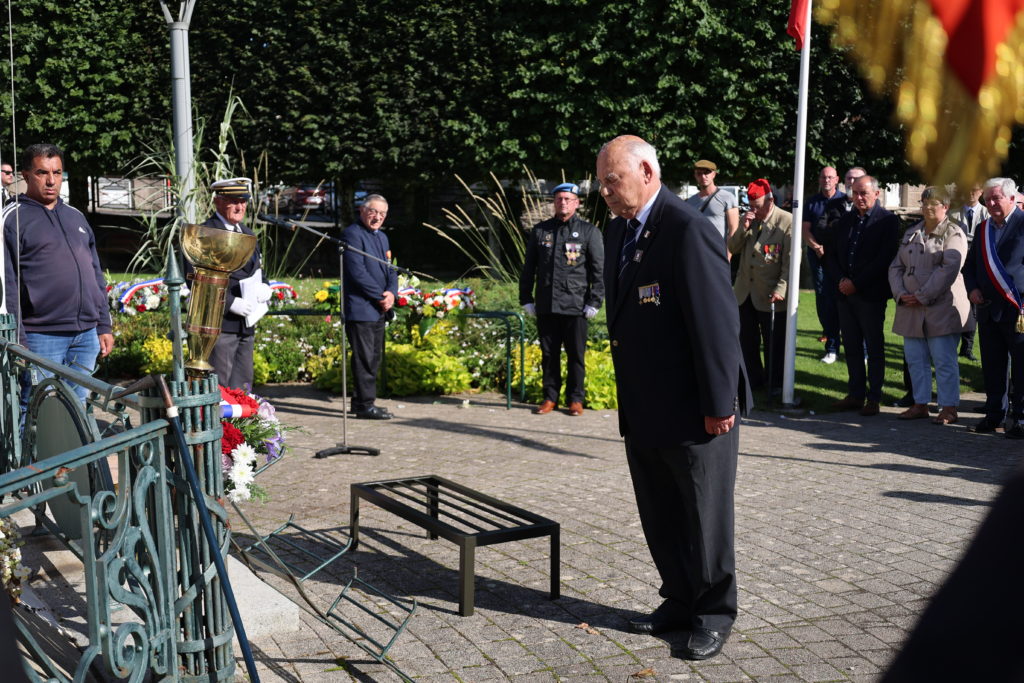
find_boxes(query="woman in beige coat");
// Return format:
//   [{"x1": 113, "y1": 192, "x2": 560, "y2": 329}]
[{"x1": 888, "y1": 187, "x2": 971, "y2": 424}]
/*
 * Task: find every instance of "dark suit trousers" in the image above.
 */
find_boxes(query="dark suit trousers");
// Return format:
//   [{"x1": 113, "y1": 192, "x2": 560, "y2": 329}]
[
  {"x1": 977, "y1": 316, "x2": 1024, "y2": 420},
  {"x1": 346, "y1": 319, "x2": 385, "y2": 412},
  {"x1": 625, "y1": 427, "x2": 739, "y2": 634},
  {"x1": 537, "y1": 313, "x2": 588, "y2": 404},
  {"x1": 837, "y1": 295, "x2": 887, "y2": 401},
  {"x1": 808, "y1": 248, "x2": 841, "y2": 354},
  {"x1": 738, "y1": 298, "x2": 785, "y2": 390},
  {"x1": 210, "y1": 332, "x2": 254, "y2": 390}
]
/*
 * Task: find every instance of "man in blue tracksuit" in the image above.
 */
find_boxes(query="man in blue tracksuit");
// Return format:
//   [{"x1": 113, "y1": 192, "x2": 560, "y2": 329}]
[
  {"x1": 343, "y1": 194, "x2": 398, "y2": 419},
  {"x1": 2, "y1": 143, "x2": 113, "y2": 407}
]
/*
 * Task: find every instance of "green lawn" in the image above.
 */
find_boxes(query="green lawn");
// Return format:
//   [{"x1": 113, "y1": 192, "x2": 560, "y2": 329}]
[{"x1": 780, "y1": 289, "x2": 983, "y2": 412}]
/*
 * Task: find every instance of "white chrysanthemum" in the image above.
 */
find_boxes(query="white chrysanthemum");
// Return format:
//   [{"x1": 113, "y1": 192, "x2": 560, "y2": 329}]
[
  {"x1": 230, "y1": 443, "x2": 258, "y2": 467},
  {"x1": 227, "y1": 486, "x2": 251, "y2": 503},
  {"x1": 230, "y1": 461, "x2": 255, "y2": 488},
  {"x1": 145, "y1": 294, "x2": 161, "y2": 310}
]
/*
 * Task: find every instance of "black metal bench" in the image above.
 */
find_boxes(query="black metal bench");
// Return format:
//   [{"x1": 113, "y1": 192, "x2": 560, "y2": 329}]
[{"x1": 350, "y1": 475, "x2": 560, "y2": 616}]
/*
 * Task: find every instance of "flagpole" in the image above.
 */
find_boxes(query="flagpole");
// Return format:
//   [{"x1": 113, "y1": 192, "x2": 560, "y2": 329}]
[{"x1": 782, "y1": 0, "x2": 813, "y2": 407}]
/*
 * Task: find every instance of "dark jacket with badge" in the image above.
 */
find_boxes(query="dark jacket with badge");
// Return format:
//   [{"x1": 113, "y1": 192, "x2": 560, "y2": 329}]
[
  {"x1": 604, "y1": 185, "x2": 750, "y2": 447},
  {"x1": 2, "y1": 196, "x2": 111, "y2": 339},
  {"x1": 728, "y1": 205, "x2": 792, "y2": 312},
  {"x1": 519, "y1": 214, "x2": 604, "y2": 315}
]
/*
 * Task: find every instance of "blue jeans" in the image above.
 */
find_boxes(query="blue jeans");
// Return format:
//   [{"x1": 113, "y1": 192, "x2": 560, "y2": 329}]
[
  {"x1": 904, "y1": 334, "x2": 960, "y2": 407},
  {"x1": 20, "y1": 329, "x2": 101, "y2": 411}
]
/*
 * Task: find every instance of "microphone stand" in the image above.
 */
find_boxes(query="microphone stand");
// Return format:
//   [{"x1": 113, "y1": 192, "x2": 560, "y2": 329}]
[{"x1": 258, "y1": 215, "x2": 409, "y2": 458}]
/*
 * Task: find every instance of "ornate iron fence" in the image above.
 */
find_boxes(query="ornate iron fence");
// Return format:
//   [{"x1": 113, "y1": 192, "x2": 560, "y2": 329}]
[{"x1": 0, "y1": 313, "x2": 234, "y2": 682}]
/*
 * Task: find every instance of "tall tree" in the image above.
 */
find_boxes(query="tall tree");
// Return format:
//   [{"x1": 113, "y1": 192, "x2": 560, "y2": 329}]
[{"x1": 0, "y1": 1, "x2": 167, "y2": 203}]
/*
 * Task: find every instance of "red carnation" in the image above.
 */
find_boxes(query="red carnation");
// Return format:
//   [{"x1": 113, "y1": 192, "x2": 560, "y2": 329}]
[
  {"x1": 398, "y1": 296, "x2": 408, "y2": 306},
  {"x1": 221, "y1": 421, "x2": 245, "y2": 455},
  {"x1": 276, "y1": 290, "x2": 285, "y2": 300},
  {"x1": 151, "y1": 285, "x2": 159, "y2": 293},
  {"x1": 136, "y1": 305, "x2": 147, "y2": 312},
  {"x1": 224, "y1": 387, "x2": 260, "y2": 414}
]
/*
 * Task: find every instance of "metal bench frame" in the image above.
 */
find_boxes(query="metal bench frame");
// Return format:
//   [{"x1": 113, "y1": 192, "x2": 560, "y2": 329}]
[{"x1": 350, "y1": 475, "x2": 560, "y2": 616}]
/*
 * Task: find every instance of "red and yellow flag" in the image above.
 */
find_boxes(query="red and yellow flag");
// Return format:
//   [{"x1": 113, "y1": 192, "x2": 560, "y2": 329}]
[{"x1": 816, "y1": 0, "x2": 1024, "y2": 190}]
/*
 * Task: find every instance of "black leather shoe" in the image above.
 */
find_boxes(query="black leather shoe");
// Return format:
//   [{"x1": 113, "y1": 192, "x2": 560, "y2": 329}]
[
  {"x1": 970, "y1": 417, "x2": 1001, "y2": 433},
  {"x1": 680, "y1": 627, "x2": 727, "y2": 660},
  {"x1": 355, "y1": 406, "x2": 392, "y2": 420},
  {"x1": 628, "y1": 602, "x2": 688, "y2": 635},
  {"x1": 1006, "y1": 422, "x2": 1024, "y2": 439},
  {"x1": 895, "y1": 393, "x2": 914, "y2": 408},
  {"x1": 960, "y1": 350, "x2": 978, "y2": 361}
]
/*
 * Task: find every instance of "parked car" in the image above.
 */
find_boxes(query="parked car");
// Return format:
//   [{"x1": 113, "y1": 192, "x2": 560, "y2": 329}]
[{"x1": 281, "y1": 184, "x2": 327, "y2": 214}]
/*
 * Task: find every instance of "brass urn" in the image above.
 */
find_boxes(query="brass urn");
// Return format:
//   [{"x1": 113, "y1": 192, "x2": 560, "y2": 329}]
[{"x1": 180, "y1": 223, "x2": 256, "y2": 376}]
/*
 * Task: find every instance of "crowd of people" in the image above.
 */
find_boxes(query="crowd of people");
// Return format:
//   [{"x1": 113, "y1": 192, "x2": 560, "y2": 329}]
[{"x1": 5, "y1": 139, "x2": 1023, "y2": 666}]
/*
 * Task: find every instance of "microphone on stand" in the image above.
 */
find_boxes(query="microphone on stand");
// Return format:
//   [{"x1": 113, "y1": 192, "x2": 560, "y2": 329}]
[{"x1": 256, "y1": 214, "x2": 298, "y2": 231}]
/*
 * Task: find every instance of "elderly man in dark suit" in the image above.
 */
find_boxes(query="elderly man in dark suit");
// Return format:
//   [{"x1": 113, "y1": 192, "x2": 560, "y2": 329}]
[
  {"x1": 597, "y1": 135, "x2": 749, "y2": 661},
  {"x1": 202, "y1": 178, "x2": 270, "y2": 389},
  {"x1": 343, "y1": 194, "x2": 398, "y2": 420},
  {"x1": 825, "y1": 175, "x2": 900, "y2": 416},
  {"x1": 963, "y1": 177, "x2": 1024, "y2": 437}
]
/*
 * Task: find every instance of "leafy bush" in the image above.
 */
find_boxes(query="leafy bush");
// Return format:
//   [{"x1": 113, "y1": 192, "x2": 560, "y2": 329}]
[
  {"x1": 100, "y1": 310, "x2": 172, "y2": 380},
  {"x1": 383, "y1": 343, "x2": 473, "y2": 395},
  {"x1": 140, "y1": 336, "x2": 173, "y2": 375},
  {"x1": 511, "y1": 340, "x2": 617, "y2": 409}
]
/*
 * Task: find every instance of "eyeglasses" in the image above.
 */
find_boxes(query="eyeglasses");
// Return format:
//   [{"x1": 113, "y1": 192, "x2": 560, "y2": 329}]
[
  {"x1": 920, "y1": 201, "x2": 943, "y2": 208},
  {"x1": 363, "y1": 208, "x2": 387, "y2": 217}
]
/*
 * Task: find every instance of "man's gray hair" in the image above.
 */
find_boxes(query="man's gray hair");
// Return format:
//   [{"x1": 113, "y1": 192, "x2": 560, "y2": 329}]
[
  {"x1": 363, "y1": 193, "x2": 388, "y2": 205},
  {"x1": 600, "y1": 137, "x2": 662, "y2": 179},
  {"x1": 984, "y1": 177, "x2": 1017, "y2": 197},
  {"x1": 856, "y1": 175, "x2": 879, "y2": 192}
]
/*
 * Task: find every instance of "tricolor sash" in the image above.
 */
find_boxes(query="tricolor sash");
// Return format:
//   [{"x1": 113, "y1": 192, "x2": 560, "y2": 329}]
[{"x1": 979, "y1": 218, "x2": 1024, "y2": 329}]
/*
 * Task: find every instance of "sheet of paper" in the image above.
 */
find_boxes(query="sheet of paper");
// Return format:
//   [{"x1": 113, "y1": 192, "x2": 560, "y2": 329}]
[{"x1": 239, "y1": 269, "x2": 269, "y2": 327}]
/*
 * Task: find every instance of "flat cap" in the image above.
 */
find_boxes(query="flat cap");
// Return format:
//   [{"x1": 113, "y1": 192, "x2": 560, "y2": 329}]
[{"x1": 694, "y1": 159, "x2": 717, "y2": 172}]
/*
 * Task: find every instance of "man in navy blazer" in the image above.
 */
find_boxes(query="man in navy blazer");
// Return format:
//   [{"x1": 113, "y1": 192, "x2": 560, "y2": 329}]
[
  {"x1": 343, "y1": 194, "x2": 398, "y2": 420},
  {"x1": 962, "y1": 177, "x2": 1024, "y2": 437},
  {"x1": 824, "y1": 176, "x2": 900, "y2": 416},
  {"x1": 597, "y1": 135, "x2": 750, "y2": 661}
]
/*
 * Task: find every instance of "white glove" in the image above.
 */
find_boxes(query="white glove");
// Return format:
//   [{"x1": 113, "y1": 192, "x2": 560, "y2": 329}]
[
  {"x1": 583, "y1": 305, "x2": 599, "y2": 319},
  {"x1": 229, "y1": 298, "x2": 254, "y2": 317},
  {"x1": 255, "y1": 282, "x2": 273, "y2": 304},
  {"x1": 523, "y1": 303, "x2": 536, "y2": 317}
]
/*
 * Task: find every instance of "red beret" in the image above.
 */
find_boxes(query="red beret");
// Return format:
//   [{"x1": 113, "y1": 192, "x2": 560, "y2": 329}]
[{"x1": 747, "y1": 179, "x2": 773, "y2": 200}]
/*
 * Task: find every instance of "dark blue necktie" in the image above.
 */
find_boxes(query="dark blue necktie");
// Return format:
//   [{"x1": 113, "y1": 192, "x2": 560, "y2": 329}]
[
  {"x1": 966, "y1": 207, "x2": 974, "y2": 228},
  {"x1": 619, "y1": 218, "x2": 641, "y2": 280}
]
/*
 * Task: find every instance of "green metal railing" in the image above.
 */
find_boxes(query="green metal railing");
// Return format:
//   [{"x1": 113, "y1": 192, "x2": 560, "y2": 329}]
[{"x1": 0, "y1": 250, "x2": 234, "y2": 681}]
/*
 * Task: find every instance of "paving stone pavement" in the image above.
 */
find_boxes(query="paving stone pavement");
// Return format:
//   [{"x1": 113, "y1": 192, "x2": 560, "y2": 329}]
[{"x1": 230, "y1": 385, "x2": 1022, "y2": 682}]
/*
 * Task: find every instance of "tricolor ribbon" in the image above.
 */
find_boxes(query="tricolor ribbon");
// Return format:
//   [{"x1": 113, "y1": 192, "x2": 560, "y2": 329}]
[
  {"x1": 979, "y1": 218, "x2": 1024, "y2": 314},
  {"x1": 117, "y1": 278, "x2": 164, "y2": 307},
  {"x1": 219, "y1": 385, "x2": 257, "y2": 419}
]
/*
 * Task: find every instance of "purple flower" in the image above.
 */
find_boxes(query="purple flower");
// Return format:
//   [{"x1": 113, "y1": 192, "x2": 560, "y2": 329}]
[
  {"x1": 265, "y1": 435, "x2": 284, "y2": 462},
  {"x1": 257, "y1": 399, "x2": 277, "y2": 421}
]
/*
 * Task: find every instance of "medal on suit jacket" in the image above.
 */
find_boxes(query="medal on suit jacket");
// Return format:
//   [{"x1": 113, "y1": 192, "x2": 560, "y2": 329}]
[{"x1": 979, "y1": 218, "x2": 1024, "y2": 332}]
